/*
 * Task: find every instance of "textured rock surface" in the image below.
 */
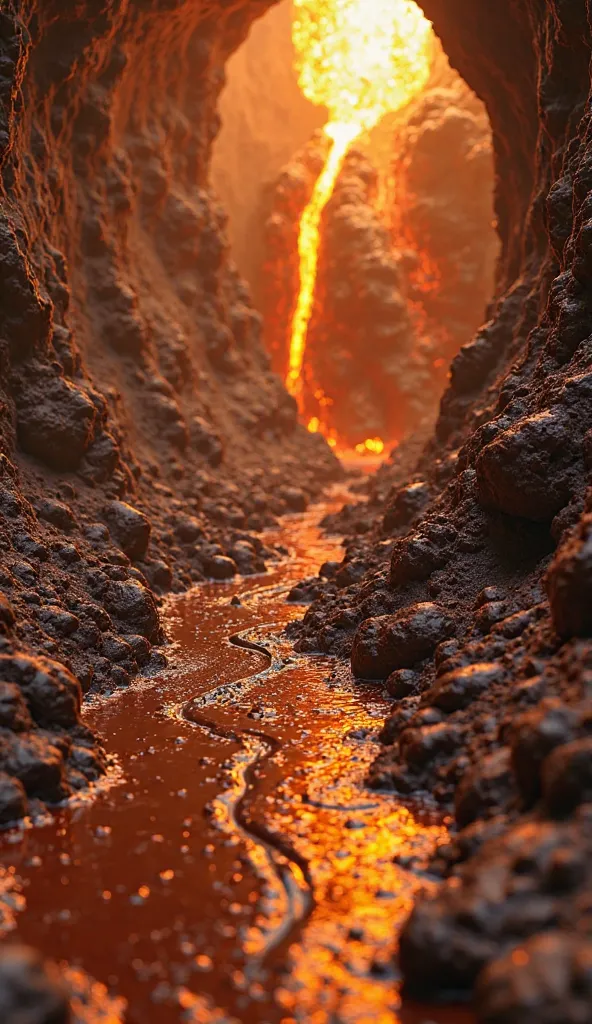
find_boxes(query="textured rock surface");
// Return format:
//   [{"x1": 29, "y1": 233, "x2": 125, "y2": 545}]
[
  {"x1": 0, "y1": 0, "x2": 340, "y2": 824},
  {"x1": 1, "y1": 0, "x2": 592, "y2": 1022},
  {"x1": 288, "y1": 0, "x2": 592, "y2": 1019},
  {"x1": 0, "y1": 946, "x2": 69, "y2": 1023}
]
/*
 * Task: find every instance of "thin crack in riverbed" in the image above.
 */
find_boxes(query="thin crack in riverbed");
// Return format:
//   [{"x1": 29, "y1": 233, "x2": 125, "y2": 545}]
[{"x1": 0, "y1": 492, "x2": 464, "y2": 1024}]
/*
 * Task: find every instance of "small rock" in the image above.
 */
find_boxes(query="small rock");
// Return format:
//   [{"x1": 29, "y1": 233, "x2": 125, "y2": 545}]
[
  {"x1": 279, "y1": 487, "x2": 308, "y2": 512},
  {"x1": 0, "y1": 773, "x2": 27, "y2": 825},
  {"x1": 174, "y1": 515, "x2": 204, "y2": 543},
  {"x1": 0, "y1": 683, "x2": 33, "y2": 732},
  {"x1": 351, "y1": 603, "x2": 454, "y2": 680},
  {"x1": 0, "y1": 653, "x2": 81, "y2": 728},
  {"x1": 203, "y1": 555, "x2": 237, "y2": 580},
  {"x1": 455, "y1": 747, "x2": 514, "y2": 828},
  {"x1": 426, "y1": 663, "x2": 504, "y2": 713},
  {"x1": 400, "y1": 721, "x2": 461, "y2": 768},
  {"x1": 475, "y1": 932, "x2": 592, "y2": 1024},
  {"x1": 4, "y1": 733, "x2": 68, "y2": 802},
  {"x1": 546, "y1": 512, "x2": 592, "y2": 638},
  {"x1": 385, "y1": 669, "x2": 419, "y2": 699},
  {"x1": 103, "y1": 580, "x2": 160, "y2": 642},
  {"x1": 510, "y1": 700, "x2": 578, "y2": 807},
  {"x1": 36, "y1": 498, "x2": 77, "y2": 533},
  {"x1": 542, "y1": 737, "x2": 592, "y2": 817},
  {"x1": 104, "y1": 500, "x2": 151, "y2": 560},
  {"x1": 37, "y1": 606, "x2": 80, "y2": 638},
  {"x1": 0, "y1": 946, "x2": 69, "y2": 1022}
]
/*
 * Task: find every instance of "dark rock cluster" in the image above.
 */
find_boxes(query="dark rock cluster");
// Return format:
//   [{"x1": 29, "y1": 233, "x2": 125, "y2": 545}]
[
  {"x1": 0, "y1": 946, "x2": 69, "y2": 1024},
  {"x1": 1, "y1": 0, "x2": 592, "y2": 1021}
]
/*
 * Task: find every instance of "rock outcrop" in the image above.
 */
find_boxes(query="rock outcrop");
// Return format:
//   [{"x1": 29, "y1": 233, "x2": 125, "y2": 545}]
[
  {"x1": 288, "y1": 1, "x2": 592, "y2": 1018},
  {"x1": 0, "y1": 0, "x2": 339, "y2": 824}
]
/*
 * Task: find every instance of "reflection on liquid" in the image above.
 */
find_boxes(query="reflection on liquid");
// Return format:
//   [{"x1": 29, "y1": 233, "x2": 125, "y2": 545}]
[{"x1": 0, "y1": 488, "x2": 471, "y2": 1023}]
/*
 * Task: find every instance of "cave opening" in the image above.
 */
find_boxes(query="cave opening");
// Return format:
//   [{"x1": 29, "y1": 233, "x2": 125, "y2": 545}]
[{"x1": 212, "y1": 0, "x2": 500, "y2": 455}]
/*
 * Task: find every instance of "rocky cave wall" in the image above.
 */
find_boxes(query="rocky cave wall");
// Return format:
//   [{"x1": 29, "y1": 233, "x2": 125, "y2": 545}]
[
  {"x1": 0, "y1": 0, "x2": 339, "y2": 824},
  {"x1": 261, "y1": 68, "x2": 498, "y2": 447},
  {"x1": 210, "y1": 0, "x2": 324, "y2": 293},
  {"x1": 290, "y1": 1, "x2": 592, "y2": 1018},
  {"x1": 213, "y1": 6, "x2": 499, "y2": 450},
  {"x1": 1, "y1": 0, "x2": 592, "y2": 1017}
]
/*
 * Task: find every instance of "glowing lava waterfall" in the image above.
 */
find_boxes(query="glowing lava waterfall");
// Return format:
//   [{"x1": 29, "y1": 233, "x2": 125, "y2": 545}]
[{"x1": 286, "y1": 0, "x2": 433, "y2": 448}]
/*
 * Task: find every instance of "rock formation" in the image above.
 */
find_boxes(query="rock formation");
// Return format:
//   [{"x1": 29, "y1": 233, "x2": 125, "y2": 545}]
[
  {"x1": 290, "y1": 1, "x2": 592, "y2": 1017},
  {"x1": 259, "y1": 46, "x2": 498, "y2": 446},
  {"x1": 1, "y1": 1, "x2": 592, "y2": 1022},
  {"x1": 0, "y1": 0, "x2": 338, "y2": 823}
]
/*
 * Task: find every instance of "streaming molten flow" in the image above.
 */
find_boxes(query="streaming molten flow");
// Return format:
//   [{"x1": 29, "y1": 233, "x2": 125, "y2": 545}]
[{"x1": 286, "y1": 0, "x2": 433, "y2": 449}]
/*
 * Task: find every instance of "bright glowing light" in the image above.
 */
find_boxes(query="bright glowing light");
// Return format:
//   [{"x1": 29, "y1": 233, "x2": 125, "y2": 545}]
[
  {"x1": 285, "y1": 123, "x2": 359, "y2": 403},
  {"x1": 355, "y1": 437, "x2": 386, "y2": 455},
  {"x1": 286, "y1": 0, "x2": 433, "y2": 418}
]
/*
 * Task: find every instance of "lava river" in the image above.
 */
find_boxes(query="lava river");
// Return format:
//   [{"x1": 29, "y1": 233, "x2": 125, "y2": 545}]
[{"x1": 0, "y1": 488, "x2": 470, "y2": 1024}]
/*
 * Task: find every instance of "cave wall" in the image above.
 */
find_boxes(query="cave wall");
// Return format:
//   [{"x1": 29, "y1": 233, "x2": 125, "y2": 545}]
[
  {"x1": 260, "y1": 61, "x2": 499, "y2": 448},
  {"x1": 0, "y1": 0, "x2": 340, "y2": 822},
  {"x1": 210, "y1": 0, "x2": 325, "y2": 294},
  {"x1": 290, "y1": 1, "x2": 592, "y2": 1017},
  {"x1": 1, "y1": 0, "x2": 592, "y2": 1015}
]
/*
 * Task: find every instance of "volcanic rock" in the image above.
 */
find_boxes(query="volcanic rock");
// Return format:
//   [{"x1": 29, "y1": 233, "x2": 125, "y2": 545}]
[
  {"x1": 546, "y1": 513, "x2": 592, "y2": 638},
  {"x1": 351, "y1": 603, "x2": 454, "y2": 680},
  {"x1": 104, "y1": 501, "x2": 151, "y2": 560}
]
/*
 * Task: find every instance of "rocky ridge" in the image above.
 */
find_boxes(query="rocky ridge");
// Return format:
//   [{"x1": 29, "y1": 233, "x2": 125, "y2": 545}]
[{"x1": 288, "y1": 1, "x2": 592, "y2": 1018}]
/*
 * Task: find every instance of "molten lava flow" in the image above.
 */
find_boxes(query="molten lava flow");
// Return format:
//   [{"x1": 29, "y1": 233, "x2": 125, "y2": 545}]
[
  {"x1": 285, "y1": 123, "x2": 359, "y2": 403},
  {"x1": 286, "y1": 0, "x2": 433, "y2": 436}
]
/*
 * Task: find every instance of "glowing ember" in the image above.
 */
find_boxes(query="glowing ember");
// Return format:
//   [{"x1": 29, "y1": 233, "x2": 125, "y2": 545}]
[
  {"x1": 355, "y1": 437, "x2": 386, "y2": 455},
  {"x1": 286, "y1": 0, "x2": 433, "y2": 434}
]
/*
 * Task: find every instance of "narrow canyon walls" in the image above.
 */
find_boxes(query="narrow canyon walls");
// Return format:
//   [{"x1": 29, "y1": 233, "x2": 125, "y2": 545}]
[
  {"x1": 291, "y1": 2, "x2": 592, "y2": 1016},
  {"x1": 0, "y1": 0, "x2": 337, "y2": 821}
]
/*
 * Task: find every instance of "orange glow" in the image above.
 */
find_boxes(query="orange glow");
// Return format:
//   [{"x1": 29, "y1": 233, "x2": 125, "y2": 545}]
[
  {"x1": 307, "y1": 416, "x2": 339, "y2": 449},
  {"x1": 286, "y1": 123, "x2": 360, "y2": 404},
  {"x1": 61, "y1": 966, "x2": 127, "y2": 1022},
  {"x1": 286, "y1": 0, "x2": 433, "y2": 424},
  {"x1": 355, "y1": 437, "x2": 385, "y2": 455}
]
